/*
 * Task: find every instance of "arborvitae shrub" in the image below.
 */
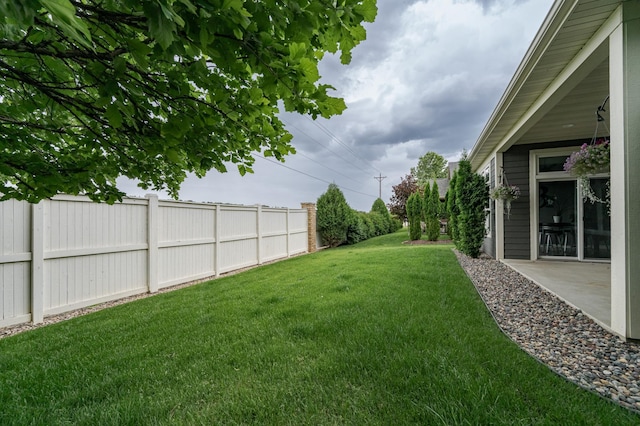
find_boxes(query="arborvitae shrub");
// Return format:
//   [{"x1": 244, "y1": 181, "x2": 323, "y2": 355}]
[
  {"x1": 346, "y1": 209, "x2": 367, "y2": 245},
  {"x1": 368, "y1": 211, "x2": 386, "y2": 236},
  {"x1": 371, "y1": 198, "x2": 392, "y2": 234},
  {"x1": 317, "y1": 184, "x2": 350, "y2": 247},
  {"x1": 426, "y1": 182, "x2": 440, "y2": 241},
  {"x1": 454, "y1": 161, "x2": 488, "y2": 258},
  {"x1": 406, "y1": 192, "x2": 422, "y2": 241},
  {"x1": 447, "y1": 171, "x2": 459, "y2": 241}
]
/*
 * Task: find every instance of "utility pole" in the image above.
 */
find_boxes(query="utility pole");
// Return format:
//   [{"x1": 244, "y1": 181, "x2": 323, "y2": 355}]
[{"x1": 374, "y1": 173, "x2": 387, "y2": 199}]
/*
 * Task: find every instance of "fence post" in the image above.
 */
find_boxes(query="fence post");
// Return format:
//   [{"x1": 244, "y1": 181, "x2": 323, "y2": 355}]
[
  {"x1": 215, "y1": 204, "x2": 221, "y2": 277},
  {"x1": 300, "y1": 203, "x2": 317, "y2": 253},
  {"x1": 146, "y1": 194, "x2": 159, "y2": 293},
  {"x1": 286, "y1": 208, "x2": 291, "y2": 257},
  {"x1": 31, "y1": 201, "x2": 45, "y2": 324},
  {"x1": 256, "y1": 205, "x2": 262, "y2": 265}
]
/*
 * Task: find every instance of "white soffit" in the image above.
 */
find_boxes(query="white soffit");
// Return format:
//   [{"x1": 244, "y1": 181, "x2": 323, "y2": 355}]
[{"x1": 469, "y1": 0, "x2": 622, "y2": 170}]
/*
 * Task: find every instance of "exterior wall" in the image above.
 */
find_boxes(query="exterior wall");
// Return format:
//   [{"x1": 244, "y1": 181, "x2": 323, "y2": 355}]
[
  {"x1": 502, "y1": 140, "x2": 586, "y2": 259},
  {"x1": 610, "y1": 0, "x2": 640, "y2": 339},
  {"x1": 0, "y1": 195, "x2": 309, "y2": 327},
  {"x1": 502, "y1": 146, "x2": 532, "y2": 259}
]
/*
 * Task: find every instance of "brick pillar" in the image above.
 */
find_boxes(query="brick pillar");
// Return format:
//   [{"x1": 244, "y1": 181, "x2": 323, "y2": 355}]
[{"x1": 301, "y1": 202, "x2": 317, "y2": 253}]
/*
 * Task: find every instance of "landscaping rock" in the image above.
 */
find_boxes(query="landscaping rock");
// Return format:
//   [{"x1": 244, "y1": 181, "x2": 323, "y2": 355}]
[{"x1": 455, "y1": 250, "x2": 640, "y2": 413}]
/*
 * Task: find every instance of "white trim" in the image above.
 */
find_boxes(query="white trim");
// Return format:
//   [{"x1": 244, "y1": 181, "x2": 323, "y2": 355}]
[
  {"x1": 610, "y1": 1, "x2": 640, "y2": 338},
  {"x1": 529, "y1": 147, "x2": 610, "y2": 262},
  {"x1": 495, "y1": 153, "x2": 505, "y2": 259},
  {"x1": 471, "y1": 4, "x2": 621, "y2": 167}
]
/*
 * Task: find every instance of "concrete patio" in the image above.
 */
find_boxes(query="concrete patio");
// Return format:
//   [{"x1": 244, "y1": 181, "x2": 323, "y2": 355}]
[{"x1": 502, "y1": 259, "x2": 611, "y2": 330}]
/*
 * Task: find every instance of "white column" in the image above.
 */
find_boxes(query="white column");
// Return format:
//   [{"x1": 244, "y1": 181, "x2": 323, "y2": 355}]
[
  {"x1": 610, "y1": 1, "x2": 640, "y2": 339},
  {"x1": 146, "y1": 194, "x2": 159, "y2": 293},
  {"x1": 495, "y1": 153, "x2": 505, "y2": 260}
]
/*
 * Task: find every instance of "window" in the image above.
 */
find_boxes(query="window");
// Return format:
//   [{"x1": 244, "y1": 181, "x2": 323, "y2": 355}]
[{"x1": 538, "y1": 155, "x2": 568, "y2": 173}]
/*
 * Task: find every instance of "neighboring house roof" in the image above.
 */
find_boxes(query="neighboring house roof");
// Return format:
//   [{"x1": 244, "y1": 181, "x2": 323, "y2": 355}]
[
  {"x1": 431, "y1": 178, "x2": 449, "y2": 199},
  {"x1": 468, "y1": 0, "x2": 622, "y2": 170}
]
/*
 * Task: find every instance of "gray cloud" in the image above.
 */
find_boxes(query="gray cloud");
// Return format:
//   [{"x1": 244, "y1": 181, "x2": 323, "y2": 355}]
[{"x1": 121, "y1": 0, "x2": 554, "y2": 211}]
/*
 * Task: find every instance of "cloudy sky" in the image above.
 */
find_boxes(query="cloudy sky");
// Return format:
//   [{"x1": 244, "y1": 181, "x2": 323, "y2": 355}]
[{"x1": 119, "y1": 0, "x2": 554, "y2": 212}]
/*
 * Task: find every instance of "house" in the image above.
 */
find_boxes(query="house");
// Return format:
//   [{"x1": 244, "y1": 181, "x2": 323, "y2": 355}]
[{"x1": 468, "y1": 0, "x2": 639, "y2": 339}]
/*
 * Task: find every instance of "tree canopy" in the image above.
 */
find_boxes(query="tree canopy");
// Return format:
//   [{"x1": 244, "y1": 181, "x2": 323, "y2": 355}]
[
  {"x1": 387, "y1": 173, "x2": 418, "y2": 221},
  {"x1": 411, "y1": 151, "x2": 448, "y2": 186},
  {"x1": 0, "y1": 0, "x2": 377, "y2": 203}
]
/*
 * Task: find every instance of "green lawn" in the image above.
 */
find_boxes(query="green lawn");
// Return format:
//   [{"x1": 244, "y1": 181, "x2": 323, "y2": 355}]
[{"x1": 0, "y1": 230, "x2": 636, "y2": 424}]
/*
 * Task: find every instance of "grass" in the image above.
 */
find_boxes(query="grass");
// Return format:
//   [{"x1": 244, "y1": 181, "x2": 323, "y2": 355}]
[{"x1": 0, "y1": 230, "x2": 637, "y2": 424}]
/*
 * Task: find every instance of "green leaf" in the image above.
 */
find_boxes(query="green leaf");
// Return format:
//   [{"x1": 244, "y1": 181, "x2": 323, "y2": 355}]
[
  {"x1": 126, "y1": 39, "x2": 151, "y2": 68},
  {"x1": 298, "y1": 58, "x2": 319, "y2": 83},
  {"x1": 222, "y1": 0, "x2": 244, "y2": 11},
  {"x1": 166, "y1": 149, "x2": 181, "y2": 164},
  {"x1": 40, "y1": 0, "x2": 92, "y2": 48},
  {"x1": 105, "y1": 103, "x2": 123, "y2": 128},
  {"x1": 319, "y1": 97, "x2": 347, "y2": 118},
  {"x1": 288, "y1": 42, "x2": 306, "y2": 60},
  {"x1": 354, "y1": 0, "x2": 378, "y2": 22}
]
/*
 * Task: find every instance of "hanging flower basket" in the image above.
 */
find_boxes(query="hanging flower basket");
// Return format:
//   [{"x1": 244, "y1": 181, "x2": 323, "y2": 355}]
[
  {"x1": 564, "y1": 139, "x2": 610, "y2": 213},
  {"x1": 490, "y1": 184, "x2": 520, "y2": 218},
  {"x1": 563, "y1": 139, "x2": 610, "y2": 176}
]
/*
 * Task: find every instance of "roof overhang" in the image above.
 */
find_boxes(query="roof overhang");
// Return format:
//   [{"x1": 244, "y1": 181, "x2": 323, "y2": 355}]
[{"x1": 468, "y1": 0, "x2": 624, "y2": 171}]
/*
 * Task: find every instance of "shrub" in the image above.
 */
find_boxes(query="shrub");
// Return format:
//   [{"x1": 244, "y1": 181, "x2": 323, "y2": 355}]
[
  {"x1": 368, "y1": 211, "x2": 385, "y2": 236},
  {"x1": 359, "y1": 212, "x2": 376, "y2": 239},
  {"x1": 427, "y1": 182, "x2": 441, "y2": 241},
  {"x1": 391, "y1": 217, "x2": 403, "y2": 232},
  {"x1": 406, "y1": 192, "x2": 422, "y2": 241},
  {"x1": 447, "y1": 171, "x2": 459, "y2": 241},
  {"x1": 371, "y1": 198, "x2": 392, "y2": 234},
  {"x1": 317, "y1": 184, "x2": 350, "y2": 247},
  {"x1": 454, "y1": 161, "x2": 488, "y2": 258},
  {"x1": 346, "y1": 210, "x2": 368, "y2": 245}
]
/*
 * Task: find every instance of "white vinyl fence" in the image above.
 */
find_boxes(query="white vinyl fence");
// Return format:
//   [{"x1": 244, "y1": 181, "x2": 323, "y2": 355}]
[{"x1": 0, "y1": 195, "x2": 309, "y2": 327}]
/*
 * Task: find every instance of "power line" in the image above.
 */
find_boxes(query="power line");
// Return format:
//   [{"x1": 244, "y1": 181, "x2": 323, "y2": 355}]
[
  {"x1": 295, "y1": 151, "x2": 355, "y2": 181},
  {"x1": 301, "y1": 115, "x2": 382, "y2": 174},
  {"x1": 255, "y1": 154, "x2": 378, "y2": 199},
  {"x1": 281, "y1": 118, "x2": 374, "y2": 176}
]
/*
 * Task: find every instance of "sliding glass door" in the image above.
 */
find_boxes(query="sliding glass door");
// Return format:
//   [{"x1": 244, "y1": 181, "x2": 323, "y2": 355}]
[
  {"x1": 538, "y1": 180, "x2": 577, "y2": 257},
  {"x1": 532, "y1": 149, "x2": 610, "y2": 262},
  {"x1": 583, "y1": 178, "x2": 610, "y2": 260},
  {"x1": 536, "y1": 177, "x2": 610, "y2": 261}
]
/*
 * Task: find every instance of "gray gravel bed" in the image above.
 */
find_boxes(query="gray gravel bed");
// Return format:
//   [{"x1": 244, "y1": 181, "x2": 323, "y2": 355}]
[{"x1": 455, "y1": 250, "x2": 640, "y2": 413}]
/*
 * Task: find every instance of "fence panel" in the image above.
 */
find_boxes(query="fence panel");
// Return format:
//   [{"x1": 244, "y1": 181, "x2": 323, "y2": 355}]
[
  {"x1": 0, "y1": 200, "x2": 32, "y2": 326},
  {"x1": 43, "y1": 197, "x2": 149, "y2": 315},
  {"x1": 289, "y1": 210, "x2": 309, "y2": 255},
  {"x1": 261, "y1": 208, "x2": 287, "y2": 262},
  {"x1": 157, "y1": 202, "x2": 216, "y2": 288},
  {"x1": 218, "y1": 206, "x2": 258, "y2": 273},
  {"x1": 0, "y1": 196, "x2": 309, "y2": 328}
]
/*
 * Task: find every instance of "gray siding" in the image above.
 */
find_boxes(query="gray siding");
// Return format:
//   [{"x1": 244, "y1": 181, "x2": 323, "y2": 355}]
[
  {"x1": 503, "y1": 147, "x2": 530, "y2": 259},
  {"x1": 502, "y1": 139, "x2": 588, "y2": 259}
]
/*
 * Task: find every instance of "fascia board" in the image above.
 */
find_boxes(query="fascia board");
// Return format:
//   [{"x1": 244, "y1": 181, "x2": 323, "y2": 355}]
[{"x1": 468, "y1": 0, "x2": 578, "y2": 165}]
